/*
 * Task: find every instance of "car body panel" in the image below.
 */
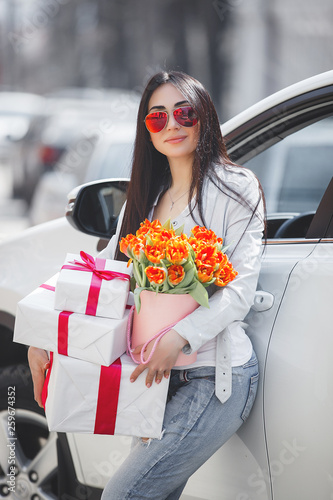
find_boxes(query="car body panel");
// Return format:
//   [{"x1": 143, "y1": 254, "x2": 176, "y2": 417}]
[
  {"x1": 0, "y1": 218, "x2": 97, "y2": 323},
  {"x1": 263, "y1": 241, "x2": 333, "y2": 498}
]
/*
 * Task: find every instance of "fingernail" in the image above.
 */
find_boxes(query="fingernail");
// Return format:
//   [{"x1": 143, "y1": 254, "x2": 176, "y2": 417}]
[
  {"x1": 146, "y1": 383, "x2": 151, "y2": 388},
  {"x1": 130, "y1": 378, "x2": 134, "y2": 383},
  {"x1": 156, "y1": 379, "x2": 160, "y2": 384}
]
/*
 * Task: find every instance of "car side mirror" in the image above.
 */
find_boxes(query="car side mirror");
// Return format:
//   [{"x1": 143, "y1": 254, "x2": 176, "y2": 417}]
[{"x1": 66, "y1": 179, "x2": 128, "y2": 239}]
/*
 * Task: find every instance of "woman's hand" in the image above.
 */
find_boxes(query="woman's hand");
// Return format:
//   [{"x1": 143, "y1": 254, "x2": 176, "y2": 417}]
[
  {"x1": 28, "y1": 347, "x2": 50, "y2": 408},
  {"x1": 130, "y1": 329, "x2": 188, "y2": 388}
]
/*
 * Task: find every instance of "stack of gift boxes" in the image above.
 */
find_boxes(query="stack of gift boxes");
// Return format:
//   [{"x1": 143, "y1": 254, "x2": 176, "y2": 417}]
[{"x1": 14, "y1": 251, "x2": 169, "y2": 438}]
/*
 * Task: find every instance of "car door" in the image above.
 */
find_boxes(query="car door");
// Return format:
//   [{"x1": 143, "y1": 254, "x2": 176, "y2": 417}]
[
  {"x1": 245, "y1": 115, "x2": 333, "y2": 500},
  {"x1": 187, "y1": 119, "x2": 333, "y2": 500},
  {"x1": 182, "y1": 107, "x2": 333, "y2": 498}
]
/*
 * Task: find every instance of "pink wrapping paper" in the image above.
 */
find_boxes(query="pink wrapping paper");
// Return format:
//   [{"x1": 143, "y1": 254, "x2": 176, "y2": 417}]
[{"x1": 131, "y1": 291, "x2": 198, "y2": 366}]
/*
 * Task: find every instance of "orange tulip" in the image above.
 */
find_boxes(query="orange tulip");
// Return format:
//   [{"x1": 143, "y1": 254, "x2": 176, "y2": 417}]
[
  {"x1": 151, "y1": 229, "x2": 175, "y2": 248},
  {"x1": 216, "y1": 252, "x2": 228, "y2": 267},
  {"x1": 188, "y1": 237, "x2": 201, "y2": 253},
  {"x1": 137, "y1": 219, "x2": 163, "y2": 236},
  {"x1": 144, "y1": 243, "x2": 165, "y2": 264},
  {"x1": 214, "y1": 261, "x2": 238, "y2": 287},
  {"x1": 165, "y1": 238, "x2": 189, "y2": 265},
  {"x1": 168, "y1": 265, "x2": 185, "y2": 285},
  {"x1": 119, "y1": 233, "x2": 136, "y2": 256},
  {"x1": 191, "y1": 225, "x2": 218, "y2": 244},
  {"x1": 197, "y1": 265, "x2": 214, "y2": 284},
  {"x1": 195, "y1": 244, "x2": 219, "y2": 270},
  {"x1": 132, "y1": 240, "x2": 145, "y2": 258},
  {"x1": 145, "y1": 266, "x2": 166, "y2": 285}
]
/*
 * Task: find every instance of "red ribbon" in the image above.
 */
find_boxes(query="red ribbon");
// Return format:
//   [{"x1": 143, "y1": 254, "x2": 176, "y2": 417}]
[
  {"x1": 42, "y1": 352, "x2": 53, "y2": 409},
  {"x1": 61, "y1": 251, "x2": 131, "y2": 316},
  {"x1": 39, "y1": 284, "x2": 73, "y2": 356},
  {"x1": 94, "y1": 357, "x2": 122, "y2": 434},
  {"x1": 42, "y1": 354, "x2": 122, "y2": 434},
  {"x1": 58, "y1": 311, "x2": 73, "y2": 356}
]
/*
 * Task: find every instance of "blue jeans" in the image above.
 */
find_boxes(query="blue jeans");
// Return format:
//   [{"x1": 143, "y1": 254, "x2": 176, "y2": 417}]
[{"x1": 101, "y1": 351, "x2": 259, "y2": 500}]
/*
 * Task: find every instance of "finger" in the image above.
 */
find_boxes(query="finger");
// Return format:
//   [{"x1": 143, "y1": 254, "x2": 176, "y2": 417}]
[
  {"x1": 130, "y1": 364, "x2": 147, "y2": 383},
  {"x1": 164, "y1": 370, "x2": 171, "y2": 379},
  {"x1": 32, "y1": 361, "x2": 50, "y2": 408},
  {"x1": 34, "y1": 372, "x2": 46, "y2": 408},
  {"x1": 130, "y1": 344, "x2": 145, "y2": 355},
  {"x1": 155, "y1": 371, "x2": 165, "y2": 384},
  {"x1": 145, "y1": 368, "x2": 159, "y2": 388}
]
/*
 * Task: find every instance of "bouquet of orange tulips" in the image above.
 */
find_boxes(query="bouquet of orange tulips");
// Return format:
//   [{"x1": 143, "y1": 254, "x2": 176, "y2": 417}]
[{"x1": 119, "y1": 219, "x2": 237, "y2": 312}]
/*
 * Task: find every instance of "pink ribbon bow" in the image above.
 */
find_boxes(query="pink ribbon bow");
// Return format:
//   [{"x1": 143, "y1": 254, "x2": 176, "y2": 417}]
[
  {"x1": 62, "y1": 251, "x2": 130, "y2": 316},
  {"x1": 63, "y1": 251, "x2": 130, "y2": 282}
]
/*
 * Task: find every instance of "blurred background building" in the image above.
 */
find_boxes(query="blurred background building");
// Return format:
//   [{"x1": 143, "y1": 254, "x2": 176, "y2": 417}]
[
  {"x1": 0, "y1": 0, "x2": 332, "y2": 120},
  {"x1": 0, "y1": 0, "x2": 332, "y2": 235}
]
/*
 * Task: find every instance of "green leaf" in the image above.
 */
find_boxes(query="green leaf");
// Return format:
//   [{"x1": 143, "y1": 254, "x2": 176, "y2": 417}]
[
  {"x1": 162, "y1": 279, "x2": 171, "y2": 292},
  {"x1": 189, "y1": 281, "x2": 210, "y2": 308},
  {"x1": 130, "y1": 276, "x2": 136, "y2": 292},
  {"x1": 175, "y1": 223, "x2": 184, "y2": 236},
  {"x1": 162, "y1": 219, "x2": 172, "y2": 230},
  {"x1": 166, "y1": 282, "x2": 197, "y2": 294},
  {"x1": 133, "y1": 287, "x2": 143, "y2": 313},
  {"x1": 178, "y1": 266, "x2": 195, "y2": 288},
  {"x1": 132, "y1": 260, "x2": 141, "y2": 286},
  {"x1": 220, "y1": 244, "x2": 230, "y2": 253}
]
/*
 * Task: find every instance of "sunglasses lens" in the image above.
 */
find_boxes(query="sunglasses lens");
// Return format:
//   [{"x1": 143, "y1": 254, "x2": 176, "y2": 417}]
[
  {"x1": 145, "y1": 112, "x2": 168, "y2": 133},
  {"x1": 174, "y1": 106, "x2": 198, "y2": 127}
]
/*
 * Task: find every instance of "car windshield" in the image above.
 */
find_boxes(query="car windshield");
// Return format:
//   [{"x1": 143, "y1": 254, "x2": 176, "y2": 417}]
[
  {"x1": 85, "y1": 141, "x2": 133, "y2": 182},
  {"x1": 277, "y1": 145, "x2": 333, "y2": 212}
]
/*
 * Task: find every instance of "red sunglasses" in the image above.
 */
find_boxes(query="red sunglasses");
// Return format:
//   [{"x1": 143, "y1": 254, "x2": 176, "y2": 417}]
[{"x1": 145, "y1": 106, "x2": 198, "y2": 133}]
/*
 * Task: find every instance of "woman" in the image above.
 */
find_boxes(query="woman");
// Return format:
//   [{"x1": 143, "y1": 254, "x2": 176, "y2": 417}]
[{"x1": 29, "y1": 71, "x2": 265, "y2": 500}]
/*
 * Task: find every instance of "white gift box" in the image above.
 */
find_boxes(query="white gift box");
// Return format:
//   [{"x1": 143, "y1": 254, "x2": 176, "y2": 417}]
[
  {"x1": 54, "y1": 252, "x2": 132, "y2": 320},
  {"x1": 14, "y1": 279, "x2": 128, "y2": 367},
  {"x1": 43, "y1": 353, "x2": 169, "y2": 438}
]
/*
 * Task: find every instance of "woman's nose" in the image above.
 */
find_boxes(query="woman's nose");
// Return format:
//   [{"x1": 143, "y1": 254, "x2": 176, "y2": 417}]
[{"x1": 167, "y1": 112, "x2": 180, "y2": 130}]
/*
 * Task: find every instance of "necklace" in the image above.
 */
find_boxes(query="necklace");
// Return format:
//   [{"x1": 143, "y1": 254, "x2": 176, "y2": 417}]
[{"x1": 167, "y1": 189, "x2": 189, "y2": 211}]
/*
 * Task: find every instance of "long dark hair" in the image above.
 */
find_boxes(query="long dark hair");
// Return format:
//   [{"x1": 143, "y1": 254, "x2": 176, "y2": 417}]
[{"x1": 115, "y1": 71, "x2": 266, "y2": 260}]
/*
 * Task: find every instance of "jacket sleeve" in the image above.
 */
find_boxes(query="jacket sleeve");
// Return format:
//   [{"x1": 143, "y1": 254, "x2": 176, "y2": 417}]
[{"x1": 174, "y1": 178, "x2": 264, "y2": 353}]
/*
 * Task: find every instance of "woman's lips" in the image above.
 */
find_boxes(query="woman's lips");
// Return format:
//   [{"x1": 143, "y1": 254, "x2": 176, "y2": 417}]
[{"x1": 165, "y1": 135, "x2": 187, "y2": 144}]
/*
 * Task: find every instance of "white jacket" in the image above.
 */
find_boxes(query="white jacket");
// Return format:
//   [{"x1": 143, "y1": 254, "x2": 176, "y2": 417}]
[{"x1": 100, "y1": 165, "x2": 264, "y2": 403}]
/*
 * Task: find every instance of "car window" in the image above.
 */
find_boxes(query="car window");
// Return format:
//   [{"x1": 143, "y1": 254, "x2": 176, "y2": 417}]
[{"x1": 246, "y1": 116, "x2": 333, "y2": 215}]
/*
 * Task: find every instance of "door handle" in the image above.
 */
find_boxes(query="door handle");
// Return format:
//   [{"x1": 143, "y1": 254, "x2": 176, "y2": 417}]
[{"x1": 252, "y1": 291, "x2": 274, "y2": 312}]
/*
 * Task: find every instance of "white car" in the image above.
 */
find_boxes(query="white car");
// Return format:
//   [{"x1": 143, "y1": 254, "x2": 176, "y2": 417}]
[{"x1": 0, "y1": 70, "x2": 333, "y2": 500}]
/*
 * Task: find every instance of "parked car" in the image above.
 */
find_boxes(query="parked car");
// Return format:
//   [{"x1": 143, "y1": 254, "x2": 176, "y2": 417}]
[
  {"x1": 0, "y1": 92, "x2": 46, "y2": 199},
  {"x1": 0, "y1": 70, "x2": 333, "y2": 500},
  {"x1": 14, "y1": 90, "x2": 140, "y2": 204}
]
